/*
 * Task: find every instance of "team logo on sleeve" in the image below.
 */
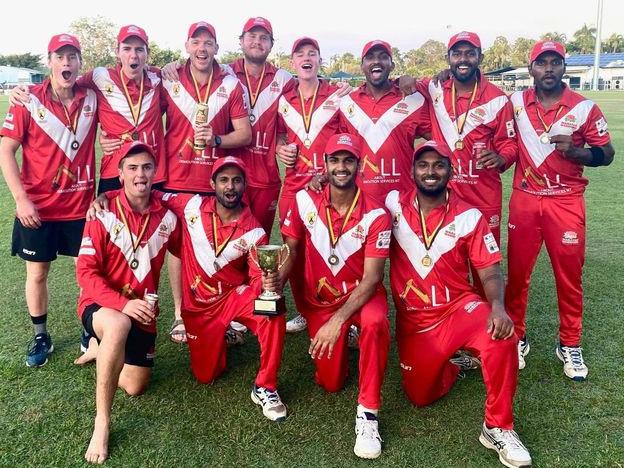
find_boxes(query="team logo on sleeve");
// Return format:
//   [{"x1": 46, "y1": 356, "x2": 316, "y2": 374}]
[
  {"x1": 483, "y1": 233, "x2": 499, "y2": 253},
  {"x1": 595, "y1": 117, "x2": 608, "y2": 136},
  {"x1": 5, "y1": 112, "x2": 13, "y2": 121},
  {"x1": 283, "y1": 209, "x2": 292, "y2": 227},
  {"x1": 514, "y1": 106, "x2": 523, "y2": 117},
  {"x1": 506, "y1": 120, "x2": 516, "y2": 138},
  {"x1": 376, "y1": 230, "x2": 391, "y2": 249}
]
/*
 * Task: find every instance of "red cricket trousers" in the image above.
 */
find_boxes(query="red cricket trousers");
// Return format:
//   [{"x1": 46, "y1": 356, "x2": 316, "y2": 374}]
[
  {"x1": 302, "y1": 288, "x2": 390, "y2": 410},
  {"x1": 505, "y1": 190, "x2": 586, "y2": 346},
  {"x1": 182, "y1": 286, "x2": 285, "y2": 390},
  {"x1": 244, "y1": 185, "x2": 281, "y2": 237},
  {"x1": 397, "y1": 298, "x2": 518, "y2": 429}
]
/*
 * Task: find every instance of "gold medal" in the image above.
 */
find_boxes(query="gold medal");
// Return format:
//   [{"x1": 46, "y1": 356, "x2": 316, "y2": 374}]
[
  {"x1": 298, "y1": 83, "x2": 319, "y2": 151},
  {"x1": 115, "y1": 198, "x2": 151, "y2": 274},
  {"x1": 328, "y1": 254, "x2": 339, "y2": 266},
  {"x1": 304, "y1": 137, "x2": 312, "y2": 149},
  {"x1": 130, "y1": 258, "x2": 139, "y2": 270},
  {"x1": 540, "y1": 133, "x2": 550, "y2": 144},
  {"x1": 415, "y1": 192, "x2": 451, "y2": 271},
  {"x1": 244, "y1": 61, "x2": 266, "y2": 123},
  {"x1": 421, "y1": 255, "x2": 432, "y2": 267},
  {"x1": 120, "y1": 71, "x2": 145, "y2": 143},
  {"x1": 326, "y1": 189, "x2": 361, "y2": 266},
  {"x1": 455, "y1": 140, "x2": 464, "y2": 150},
  {"x1": 451, "y1": 80, "x2": 478, "y2": 152}
]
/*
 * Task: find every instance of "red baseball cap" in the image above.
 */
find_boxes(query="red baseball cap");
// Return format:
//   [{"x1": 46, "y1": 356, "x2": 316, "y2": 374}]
[
  {"x1": 242, "y1": 17, "x2": 273, "y2": 36},
  {"x1": 212, "y1": 156, "x2": 247, "y2": 179},
  {"x1": 448, "y1": 31, "x2": 481, "y2": 50},
  {"x1": 325, "y1": 133, "x2": 362, "y2": 159},
  {"x1": 188, "y1": 21, "x2": 217, "y2": 41},
  {"x1": 413, "y1": 140, "x2": 453, "y2": 162},
  {"x1": 48, "y1": 34, "x2": 81, "y2": 54},
  {"x1": 361, "y1": 40, "x2": 392, "y2": 59},
  {"x1": 530, "y1": 40, "x2": 566, "y2": 63},
  {"x1": 118, "y1": 141, "x2": 156, "y2": 163},
  {"x1": 291, "y1": 36, "x2": 320, "y2": 55},
  {"x1": 117, "y1": 25, "x2": 149, "y2": 46}
]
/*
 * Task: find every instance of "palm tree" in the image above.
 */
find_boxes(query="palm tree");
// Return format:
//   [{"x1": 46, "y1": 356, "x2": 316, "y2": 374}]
[
  {"x1": 540, "y1": 32, "x2": 568, "y2": 44},
  {"x1": 605, "y1": 33, "x2": 624, "y2": 53},
  {"x1": 570, "y1": 24, "x2": 596, "y2": 54}
]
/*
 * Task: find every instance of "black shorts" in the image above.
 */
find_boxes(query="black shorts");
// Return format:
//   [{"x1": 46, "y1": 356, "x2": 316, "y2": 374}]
[
  {"x1": 82, "y1": 303, "x2": 156, "y2": 368},
  {"x1": 97, "y1": 177, "x2": 165, "y2": 195},
  {"x1": 164, "y1": 188, "x2": 215, "y2": 197},
  {"x1": 11, "y1": 218, "x2": 85, "y2": 262}
]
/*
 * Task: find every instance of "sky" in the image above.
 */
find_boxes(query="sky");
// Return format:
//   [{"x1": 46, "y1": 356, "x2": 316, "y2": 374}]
[{"x1": 1, "y1": 0, "x2": 621, "y2": 60}]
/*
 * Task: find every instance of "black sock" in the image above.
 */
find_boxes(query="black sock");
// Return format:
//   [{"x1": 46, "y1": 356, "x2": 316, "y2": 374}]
[{"x1": 31, "y1": 314, "x2": 47, "y2": 336}]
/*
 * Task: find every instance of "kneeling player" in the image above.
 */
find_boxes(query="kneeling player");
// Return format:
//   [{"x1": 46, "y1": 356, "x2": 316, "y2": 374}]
[{"x1": 385, "y1": 141, "x2": 531, "y2": 468}]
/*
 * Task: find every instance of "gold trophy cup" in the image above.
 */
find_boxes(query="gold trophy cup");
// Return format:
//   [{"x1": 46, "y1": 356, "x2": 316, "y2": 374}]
[{"x1": 250, "y1": 244, "x2": 290, "y2": 316}]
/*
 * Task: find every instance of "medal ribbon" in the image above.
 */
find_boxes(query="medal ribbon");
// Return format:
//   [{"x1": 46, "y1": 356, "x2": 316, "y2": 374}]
[
  {"x1": 50, "y1": 84, "x2": 80, "y2": 139},
  {"x1": 211, "y1": 212, "x2": 237, "y2": 257},
  {"x1": 244, "y1": 62, "x2": 266, "y2": 110},
  {"x1": 416, "y1": 192, "x2": 450, "y2": 252},
  {"x1": 120, "y1": 70, "x2": 145, "y2": 128},
  {"x1": 536, "y1": 105, "x2": 565, "y2": 135},
  {"x1": 298, "y1": 81, "x2": 320, "y2": 138},
  {"x1": 451, "y1": 80, "x2": 478, "y2": 138},
  {"x1": 325, "y1": 188, "x2": 361, "y2": 249},
  {"x1": 190, "y1": 68, "x2": 214, "y2": 105},
  {"x1": 116, "y1": 197, "x2": 152, "y2": 254}
]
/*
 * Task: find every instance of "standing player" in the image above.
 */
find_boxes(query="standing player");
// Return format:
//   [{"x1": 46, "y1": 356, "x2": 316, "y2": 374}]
[
  {"x1": 339, "y1": 40, "x2": 430, "y2": 202},
  {"x1": 386, "y1": 140, "x2": 531, "y2": 468},
  {"x1": 275, "y1": 37, "x2": 342, "y2": 333},
  {"x1": 281, "y1": 133, "x2": 392, "y2": 459},
  {"x1": 160, "y1": 21, "x2": 251, "y2": 343},
  {"x1": 505, "y1": 41, "x2": 614, "y2": 379},
  {"x1": 77, "y1": 142, "x2": 179, "y2": 464},
  {"x1": 0, "y1": 34, "x2": 98, "y2": 367}
]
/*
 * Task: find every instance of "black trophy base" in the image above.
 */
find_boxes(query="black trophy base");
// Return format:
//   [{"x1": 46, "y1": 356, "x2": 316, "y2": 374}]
[{"x1": 253, "y1": 296, "x2": 286, "y2": 317}]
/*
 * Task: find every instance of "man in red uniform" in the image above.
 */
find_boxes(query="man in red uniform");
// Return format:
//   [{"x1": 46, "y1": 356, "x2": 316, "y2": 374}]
[
  {"x1": 275, "y1": 36, "x2": 342, "y2": 333},
  {"x1": 505, "y1": 41, "x2": 614, "y2": 380},
  {"x1": 386, "y1": 140, "x2": 531, "y2": 468},
  {"x1": 11, "y1": 25, "x2": 167, "y2": 194},
  {"x1": 160, "y1": 21, "x2": 252, "y2": 343},
  {"x1": 0, "y1": 34, "x2": 98, "y2": 367},
  {"x1": 416, "y1": 31, "x2": 516, "y2": 245},
  {"x1": 281, "y1": 133, "x2": 391, "y2": 459},
  {"x1": 77, "y1": 142, "x2": 180, "y2": 464},
  {"x1": 156, "y1": 156, "x2": 286, "y2": 421},
  {"x1": 339, "y1": 40, "x2": 431, "y2": 202}
]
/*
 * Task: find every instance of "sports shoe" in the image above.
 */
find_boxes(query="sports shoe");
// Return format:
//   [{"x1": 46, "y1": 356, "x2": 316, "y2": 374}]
[
  {"x1": 230, "y1": 321, "x2": 248, "y2": 333},
  {"x1": 26, "y1": 333, "x2": 54, "y2": 368},
  {"x1": 479, "y1": 423, "x2": 532, "y2": 468},
  {"x1": 556, "y1": 345, "x2": 588, "y2": 381},
  {"x1": 286, "y1": 314, "x2": 307, "y2": 333},
  {"x1": 450, "y1": 350, "x2": 481, "y2": 370},
  {"x1": 251, "y1": 385, "x2": 287, "y2": 421},
  {"x1": 517, "y1": 337, "x2": 530, "y2": 370},
  {"x1": 225, "y1": 327, "x2": 245, "y2": 346},
  {"x1": 354, "y1": 412, "x2": 382, "y2": 459},
  {"x1": 348, "y1": 325, "x2": 360, "y2": 349}
]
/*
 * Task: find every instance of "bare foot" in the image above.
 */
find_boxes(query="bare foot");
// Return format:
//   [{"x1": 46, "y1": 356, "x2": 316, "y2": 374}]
[
  {"x1": 85, "y1": 419, "x2": 109, "y2": 464},
  {"x1": 75, "y1": 338, "x2": 99, "y2": 365}
]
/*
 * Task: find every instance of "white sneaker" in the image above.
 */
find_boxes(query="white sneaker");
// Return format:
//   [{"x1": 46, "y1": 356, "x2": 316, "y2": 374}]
[
  {"x1": 225, "y1": 327, "x2": 245, "y2": 346},
  {"x1": 230, "y1": 321, "x2": 248, "y2": 333},
  {"x1": 286, "y1": 314, "x2": 307, "y2": 333},
  {"x1": 518, "y1": 338, "x2": 530, "y2": 370},
  {"x1": 556, "y1": 345, "x2": 588, "y2": 381},
  {"x1": 450, "y1": 350, "x2": 481, "y2": 370},
  {"x1": 348, "y1": 325, "x2": 360, "y2": 349},
  {"x1": 479, "y1": 423, "x2": 532, "y2": 468},
  {"x1": 251, "y1": 385, "x2": 287, "y2": 422},
  {"x1": 354, "y1": 412, "x2": 382, "y2": 459}
]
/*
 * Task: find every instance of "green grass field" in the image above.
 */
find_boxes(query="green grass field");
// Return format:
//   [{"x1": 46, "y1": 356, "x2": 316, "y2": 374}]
[{"x1": 0, "y1": 92, "x2": 622, "y2": 467}]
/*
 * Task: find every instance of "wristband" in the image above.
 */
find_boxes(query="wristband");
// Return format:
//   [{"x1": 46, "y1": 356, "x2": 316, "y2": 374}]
[{"x1": 587, "y1": 146, "x2": 605, "y2": 167}]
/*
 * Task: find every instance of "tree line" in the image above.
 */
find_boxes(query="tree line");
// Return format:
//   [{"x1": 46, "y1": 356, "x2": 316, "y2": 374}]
[{"x1": 1, "y1": 17, "x2": 622, "y2": 78}]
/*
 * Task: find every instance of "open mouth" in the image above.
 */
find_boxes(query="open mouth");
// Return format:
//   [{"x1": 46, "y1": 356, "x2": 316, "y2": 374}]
[
  {"x1": 301, "y1": 63, "x2": 313, "y2": 70},
  {"x1": 457, "y1": 65, "x2": 471, "y2": 73},
  {"x1": 370, "y1": 66, "x2": 383, "y2": 79},
  {"x1": 333, "y1": 171, "x2": 351, "y2": 180},
  {"x1": 61, "y1": 71, "x2": 72, "y2": 80},
  {"x1": 130, "y1": 63, "x2": 139, "y2": 70},
  {"x1": 196, "y1": 54, "x2": 208, "y2": 61},
  {"x1": 422, "y1": 177, "x2": 440, "y2": 185},
  {"x1": 224, "y1": 192, "x2": 238, "y2": 201},
  {"x1": 134, "y1": 181, "x2": 148, "y2": 191}
]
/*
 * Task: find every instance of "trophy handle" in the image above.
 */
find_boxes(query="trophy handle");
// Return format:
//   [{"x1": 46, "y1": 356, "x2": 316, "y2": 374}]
[
  {"x1": 249, "y1": 244, "x2": 260, "y2": 269},
  {"x1": 278, "y1": 244, "x2": 291, "y2": 270}
]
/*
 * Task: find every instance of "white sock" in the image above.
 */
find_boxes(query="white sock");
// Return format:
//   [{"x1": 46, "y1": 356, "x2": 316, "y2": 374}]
[{"x1": 357, "y1": 404, "x2": 378, "y2": 417}]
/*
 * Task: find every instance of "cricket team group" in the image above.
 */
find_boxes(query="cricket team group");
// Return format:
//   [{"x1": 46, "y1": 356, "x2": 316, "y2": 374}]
[{"x1": 0, "y1": 15, "x2": 614, "y2": 467}]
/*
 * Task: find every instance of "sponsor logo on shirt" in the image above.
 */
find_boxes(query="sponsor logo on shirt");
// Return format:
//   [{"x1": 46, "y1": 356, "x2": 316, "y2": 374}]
[
  {"x1": 305, "y1": 212, "x2": 316, "y2": 227},
  {"x1": 236, "y1": 285, "x2": 249, "y2": 295},
  {"x1": 393, "y1": 102, "x2": 409, "y2": 115},
  {"x1": 464, "y1": 300, "x2": 481, "y2": 314},
  {"x1": 234, "y1": 238, "x2": 248, "y2": 252},
  {"x1": 217, "y1": 86, "x2": 228, "y2": 99},
  {"x1": 322, "y1": 100, "x2": 337, "y2": 110},
  {"x1": 444, "y1": 223, "x2": 456, "y2": 238},
  {"x1": 376, "y1": 230, "x2": 391, "y2": 249},
  {"x1": 83, "y1": 105, "x2": 94, "y2": 118},
  {"x1": 595, "y1": 117, "x2": 608, "y2": 137},
  {"x1": 2, "y1": 122, "x2": 14, "y2": 130},
  {"x1": 81, "y1": 236, "x2": 93, "y2": 247},
  {"x1": 270, "y1": 81, "x2": 281, "y2": 93},
  {"x1": 468, "y1": 107, "x2": 486, "y2": 124},
  {"x1": 560, "y1": 114, "x2": 578, "y2": 131},
  {"x1": 562, "y1": 231, "x2": 579, "y2": 245},
  {"x1": 351, "y1": 224, "x2": 365, "y2": 241},
  {"x1": 158, "y1": 223, "x2": 170, "y2": 238},
  {"x1": 400, "y1": 362, "x2": 412, "y2": 371},
  {"x1": 488, "y1": 215, "x2": 500, "y2": 229},
  {"x1": 483, "y1": 232, "x2": 500, "y2": 253}
]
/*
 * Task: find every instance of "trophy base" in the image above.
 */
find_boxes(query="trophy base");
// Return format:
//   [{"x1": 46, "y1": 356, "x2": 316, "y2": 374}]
[{"x1": 254, "y1": 297, "x2": 286, "y2": 317}]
